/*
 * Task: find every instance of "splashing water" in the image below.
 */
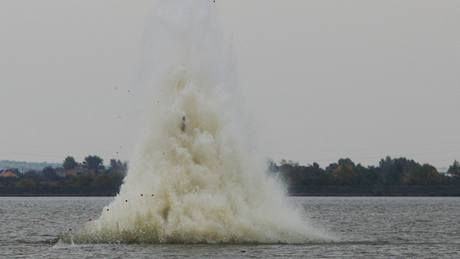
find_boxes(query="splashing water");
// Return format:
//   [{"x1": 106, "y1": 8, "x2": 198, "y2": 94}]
[{"x1": 71, "y1": 0, "x2": 332, "y2": 244}]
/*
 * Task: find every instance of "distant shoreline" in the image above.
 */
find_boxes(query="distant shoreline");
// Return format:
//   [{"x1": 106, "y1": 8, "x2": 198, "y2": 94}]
[{"x1": 1, "y1": 156, "x2": 459, "y2": 198}]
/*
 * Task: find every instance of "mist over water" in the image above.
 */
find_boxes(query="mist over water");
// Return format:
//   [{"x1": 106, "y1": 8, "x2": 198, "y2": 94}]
[{"x1": 73, "y1": 0, "x2": 331, "y2": 244}]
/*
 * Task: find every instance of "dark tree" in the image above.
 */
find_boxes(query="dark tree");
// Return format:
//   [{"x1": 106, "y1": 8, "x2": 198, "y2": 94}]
[
  {"x1": 448, "y1": 160, "x2": 460, "y2": 177},
  {"x1": 63, "y1": 156, "x2": 78, "y2": 170},
  {"x1": 83, "y1": 155, "x2": 105, "y2": 174},
  {"x1": 42, "y1": 166, "x2": 59, "y2": 180},
  {"x1": 23, "y1": 170, "x2": 40, "y2": 180},
  {"x1": 338, "y1": 158, "x2": 355, "y2": 168},
  {"x1": 332, "y1": 159, "x2": 359, "y2": 185},
  {"x1": 108, "y1": 159, "x2": 128, "y2": 175},
  {"x1": 403, "y1": 164, "x2": 441, "y2": 185},
  {"x1": 378, "y1": 157, "x2": 421, "y2": 185}
]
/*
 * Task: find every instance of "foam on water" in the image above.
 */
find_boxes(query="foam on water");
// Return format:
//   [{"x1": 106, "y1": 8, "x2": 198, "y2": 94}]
[{"x1": 73, "y1": 0, "x2": 332, "y2": 244}]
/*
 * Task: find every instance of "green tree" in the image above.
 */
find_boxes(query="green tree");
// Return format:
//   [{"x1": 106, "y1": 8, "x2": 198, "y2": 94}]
[
  {"x1": 332, "y1": 159, "x2": 359, "y2": 185},
  {"x1": 378, "y1": 157, "x2": 421, "y2": 185},
  {"x1": 63, "y1": 156, "x2": 78, "y2": 170},
  {"x1": 83, "y1": 155, "x2": 105, "y2": 174},
  {"x1": 338, "y1": 158, "x2": 355, "y2": 168},
  {"x1": 403, "y1": 164, "x2": 441, "y2": 185},
  {"x1": 108, "y1": 159, "x2": 127, "y2": 175}
]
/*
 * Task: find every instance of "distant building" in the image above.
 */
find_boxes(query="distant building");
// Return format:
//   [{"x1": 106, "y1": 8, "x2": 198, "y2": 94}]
[{"x1": 0, "y1": 170, "x2": 18, "y2": 178}]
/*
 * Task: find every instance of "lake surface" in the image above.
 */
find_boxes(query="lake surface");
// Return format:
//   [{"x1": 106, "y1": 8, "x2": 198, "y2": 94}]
[{"x1": 0, "y1": 197, "x2": 459, "y2": 258}]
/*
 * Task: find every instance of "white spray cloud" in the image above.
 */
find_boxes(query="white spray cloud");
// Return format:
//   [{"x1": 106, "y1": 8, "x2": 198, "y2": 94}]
[{"x1": 73, "y1": 0, "x2": 333, "y2": 244}]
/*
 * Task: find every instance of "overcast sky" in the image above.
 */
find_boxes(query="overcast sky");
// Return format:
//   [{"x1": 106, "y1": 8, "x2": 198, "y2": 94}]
[{"x1": 0, "y1": 0, "x2": 459, "y2": 169}]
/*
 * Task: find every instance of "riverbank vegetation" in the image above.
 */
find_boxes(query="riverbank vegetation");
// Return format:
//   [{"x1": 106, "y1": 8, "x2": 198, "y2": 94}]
[
  {"x1": 270, "y1": 157, "x2": 460, "y2": 196},
  {"x1": 0, "y1": 156, "x2": 459, "y2": 196},
  {"x1": 0, "y1": 156, "x2": 126, "y2": 196}
]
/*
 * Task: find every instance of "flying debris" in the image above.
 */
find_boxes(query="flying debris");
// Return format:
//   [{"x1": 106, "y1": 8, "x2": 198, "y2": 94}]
[{"x1": 180, "y1": 116, "x2": 187, "y2": 132}]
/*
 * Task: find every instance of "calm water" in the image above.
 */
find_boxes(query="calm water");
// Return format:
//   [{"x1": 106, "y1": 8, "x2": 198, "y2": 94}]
[{"x1": 0, "y1": 197, "x2": 459, "y2": 258}]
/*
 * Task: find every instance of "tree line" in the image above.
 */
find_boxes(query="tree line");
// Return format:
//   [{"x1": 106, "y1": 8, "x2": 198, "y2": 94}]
[
  {"x1": 270, "y1": 157, "x2": 460, "y2": 196},
  {"x1": 0, "y1": 155, "x2": 127, "y2": 196}
]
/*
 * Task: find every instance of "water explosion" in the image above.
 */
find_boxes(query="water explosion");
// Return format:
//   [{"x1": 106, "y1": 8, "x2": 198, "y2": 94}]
[{"x1": 72, "y1": 0, "x2": 331, "y2": 244}]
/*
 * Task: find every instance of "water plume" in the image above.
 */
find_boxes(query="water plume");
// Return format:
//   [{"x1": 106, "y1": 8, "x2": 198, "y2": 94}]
[{"x1": 72, "y1": 0, "x2": 332, "y2": 244}]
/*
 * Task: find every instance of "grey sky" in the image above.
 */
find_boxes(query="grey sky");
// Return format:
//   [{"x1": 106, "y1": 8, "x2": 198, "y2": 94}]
[{"x1": 0, "y1": 0, "x2": 459, "y2": 169}]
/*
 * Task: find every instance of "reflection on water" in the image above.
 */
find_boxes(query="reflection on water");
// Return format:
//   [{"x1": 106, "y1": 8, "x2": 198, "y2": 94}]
[{"x1": 0, "y1": 197, "x2": 459, "y2": 258}]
